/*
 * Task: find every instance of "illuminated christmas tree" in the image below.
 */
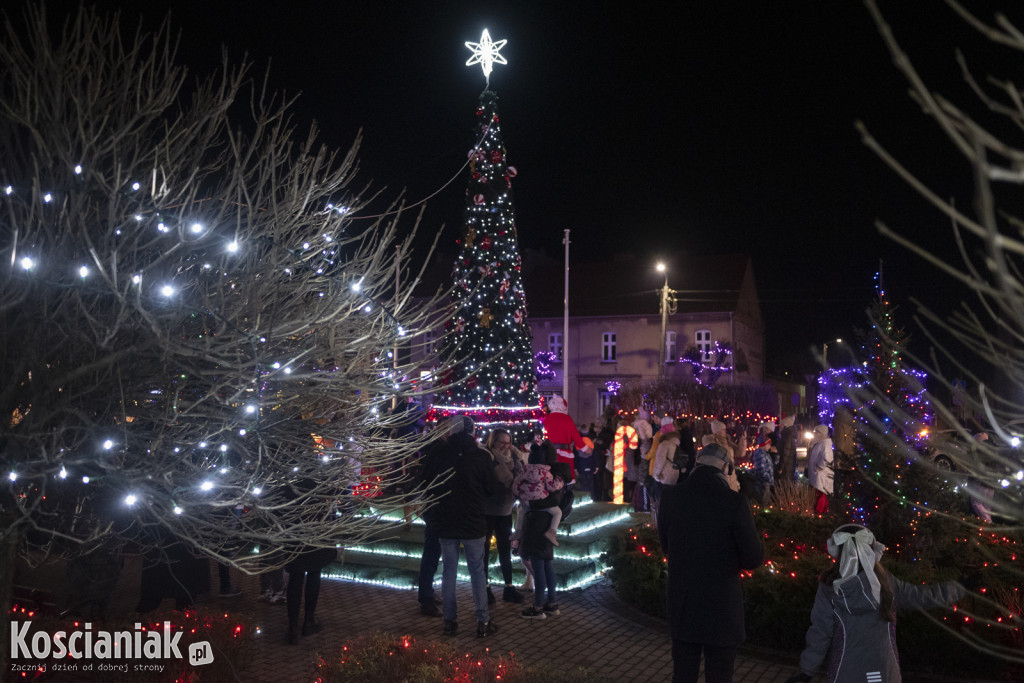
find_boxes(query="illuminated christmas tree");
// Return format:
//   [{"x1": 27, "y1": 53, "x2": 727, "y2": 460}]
[
  {"x1": 429, "y1": 32, "x2": 543, "y2": 441},
  {"x1": 836, "y1": 279, "x2": 959, "y2": 555}
]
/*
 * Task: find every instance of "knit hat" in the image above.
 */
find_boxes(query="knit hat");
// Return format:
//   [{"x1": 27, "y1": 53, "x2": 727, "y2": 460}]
[
  {"x1": 695, "y1": 443, "x2": 730, "y2": 469},
  {"x1": 781, "y1": 415, "x2": 795, "y2": 428},
  {"x1": 759, "y1": 421, "x2": 775, "y2": 433},
  {"x1": 709, "y1": 419, "x2": 726, "y2": 435},
  {"x1": 446, "y1": 415, "x2": 475, "y2": 436},
  {"x1": 660, "y1": 416, "x2": 674, "y2": 426}
]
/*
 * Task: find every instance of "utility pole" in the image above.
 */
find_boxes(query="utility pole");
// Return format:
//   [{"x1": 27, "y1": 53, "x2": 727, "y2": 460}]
[
  {"x1": 563, "y1": 229, "x2": 570, "y2": 400},
  {"x1": 657, "y1": 263, "x2": 669, "y2": 379}
]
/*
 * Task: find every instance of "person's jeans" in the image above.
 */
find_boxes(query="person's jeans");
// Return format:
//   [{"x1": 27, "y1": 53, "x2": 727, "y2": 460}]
[
  {"x1": 418, "y1": 521, "x2": 441, "y2": 606},
  {"x1": 484, "y1": 514, "x2": 514, "y2": 585},
  {"x1": 529, "y1": 556, "x2": 556, "y2": 607},
  {"x1": 440, "y1": 536, "x2": 489, "y2": 624},
  {"x1": 671, "y1": 640, "x2": 736, "y2": 683}
]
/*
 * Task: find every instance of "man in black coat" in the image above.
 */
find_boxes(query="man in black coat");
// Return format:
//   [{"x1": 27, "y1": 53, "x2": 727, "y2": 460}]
[
  {"x1": 417, "y1": 415, "x2": 498, "y2": 638},
  {"x1": 657, "y1": 442, "x2": 765, "y2": 683}
]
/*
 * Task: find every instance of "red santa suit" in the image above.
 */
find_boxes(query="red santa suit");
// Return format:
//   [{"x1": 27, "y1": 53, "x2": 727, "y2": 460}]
[{"x1": 542, "y1": 396, "x2": 587, "y2": 481}]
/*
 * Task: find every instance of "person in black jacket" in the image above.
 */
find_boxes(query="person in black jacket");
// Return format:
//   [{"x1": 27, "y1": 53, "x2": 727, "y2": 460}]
[
  {"x1": 657, "y1": 442, "x2": 765, "y2": 683},
  {"x1": 418, "y1": 415, "x2": 498, "y2": 638}
]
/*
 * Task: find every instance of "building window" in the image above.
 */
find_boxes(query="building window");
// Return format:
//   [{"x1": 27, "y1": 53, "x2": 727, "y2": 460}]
[
  {"x1": 696, "y1": 329, "x2": 713, "y2": 362},
  {"x1": 598, "y1": 390, "x2": 615, "y2": 416},
  {"x1": 666, "y1": 330, "x2": 677, "y2": 362},
  {"x1": 602, "y1": 332, "x2": 617, "y2": 362},
  {"x1": 423, "y1": 330, "x2": 438, "y2": 357},
  {"x1": 548, "y1": 333, "x2": 563, "y2": 362}
]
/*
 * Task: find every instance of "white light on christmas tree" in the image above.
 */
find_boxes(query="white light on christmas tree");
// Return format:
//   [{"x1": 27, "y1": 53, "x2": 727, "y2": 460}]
[
  {"x1": 78, "y1": 266, "x2": 89, "y2": 278},
  {"x1": 124, "y1": 494, "x2": 137, "y2": 506},
  {"x1": 102, "y1": 439, "x2": 114, "y2": 450},
  {"x1": 19, "y1": 257, "x2": 34, "y2": 271},
  {"x1": 465, "y1": 29, "x2": 507, "y2": 84},
  {"x1": 173, "y1": 506, "x2": 184, "y2": 515},
  {"x1": 200, "y1": 481, "x2": 214, "y2": 491},
  {"x1": 160, "y1": 284, "x2": 175, "y2": 297}
]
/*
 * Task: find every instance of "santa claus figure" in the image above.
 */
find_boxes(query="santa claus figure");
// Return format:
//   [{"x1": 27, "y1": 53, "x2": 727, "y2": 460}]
[{"x1": 542, "y1": 395, "x2": 591, "y2": 482}]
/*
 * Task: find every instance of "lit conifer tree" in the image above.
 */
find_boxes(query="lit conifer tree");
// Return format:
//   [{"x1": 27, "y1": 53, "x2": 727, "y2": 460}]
[{"x1": 430, "y1": 33, "x2": 543, "y2": 441}]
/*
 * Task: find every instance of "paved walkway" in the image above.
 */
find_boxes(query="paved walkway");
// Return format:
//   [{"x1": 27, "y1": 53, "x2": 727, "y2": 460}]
[
  {"x1": 14, "y1": 554, "x2": 812, "y2": 682},
  {"x1": 179, "y1": 560, "x2": 805, "y2": 682}
]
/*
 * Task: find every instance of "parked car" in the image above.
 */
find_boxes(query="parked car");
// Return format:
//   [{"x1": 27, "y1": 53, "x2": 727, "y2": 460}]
[{"x1": 920, "y1": 419, "x2": 1024, "y2": 472}]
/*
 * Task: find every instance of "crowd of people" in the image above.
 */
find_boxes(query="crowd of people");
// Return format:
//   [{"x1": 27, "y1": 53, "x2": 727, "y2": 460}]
[{"x1": 206, "y1": 394, "x2": 960, "y2": 680}]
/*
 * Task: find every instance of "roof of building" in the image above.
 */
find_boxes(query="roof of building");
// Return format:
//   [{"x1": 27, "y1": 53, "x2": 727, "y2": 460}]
[{"x1": 521, "y1": 250, "x2": 755, "y2": 318}]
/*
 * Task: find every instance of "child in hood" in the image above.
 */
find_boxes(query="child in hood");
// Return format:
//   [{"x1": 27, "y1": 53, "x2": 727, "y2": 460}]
[
  {"x1": 786, "y1": 524, "x2": 964, "y2": 683},
  {"x1": 511, "y1": 442, "x2": 567, "y2": 547}
]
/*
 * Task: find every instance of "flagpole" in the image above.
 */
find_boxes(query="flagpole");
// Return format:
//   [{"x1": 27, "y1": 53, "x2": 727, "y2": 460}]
[{"x1": 563, "y1": 229, "x2": 570, "y2": 401}]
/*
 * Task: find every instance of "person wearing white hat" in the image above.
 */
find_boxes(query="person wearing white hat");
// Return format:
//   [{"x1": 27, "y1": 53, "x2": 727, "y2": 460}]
[{"x1": 786, "y1": 524, "x2": 964, "y2": 683}]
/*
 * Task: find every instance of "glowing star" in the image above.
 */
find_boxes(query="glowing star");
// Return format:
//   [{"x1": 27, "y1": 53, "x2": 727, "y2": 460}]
[{"x1": 465, "y1": 29, "x2": 507, "y2": 84}]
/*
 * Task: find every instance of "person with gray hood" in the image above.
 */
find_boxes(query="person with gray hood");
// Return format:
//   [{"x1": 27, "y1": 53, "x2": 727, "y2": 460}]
[
  {"x1": 657, "y1": 442, "x2": 764, "y2": 683},
  {"x1": 786, "y1": 524, "x2": 965, "y2": 683}
]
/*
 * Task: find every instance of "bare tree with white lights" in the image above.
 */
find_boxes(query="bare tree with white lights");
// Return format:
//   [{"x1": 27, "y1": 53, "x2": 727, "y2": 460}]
[
  {"x1": 0, "y1": 3, "x2": 449, "y2": 647},
  {"x1": 848, "y1": 0, "x2": 1024, "y2": 666}
]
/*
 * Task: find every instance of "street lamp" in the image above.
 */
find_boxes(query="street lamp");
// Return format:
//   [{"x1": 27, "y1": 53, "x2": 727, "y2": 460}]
[
  {"x1": 657, "y1": 263, "x2": 669, "y2": 378},
  {"x1": 822, "y1": 337, "x2": 842, "y2": 364}
]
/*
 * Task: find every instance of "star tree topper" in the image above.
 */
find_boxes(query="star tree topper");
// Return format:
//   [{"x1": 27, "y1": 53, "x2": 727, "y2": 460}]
[{"x1": 465, "y1": 29, "x2": 507, "y2": 85}]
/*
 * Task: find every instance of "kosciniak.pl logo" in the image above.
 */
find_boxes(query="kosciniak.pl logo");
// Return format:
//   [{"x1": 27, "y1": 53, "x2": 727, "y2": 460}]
[{"x1": 9, "y1": 620, "x2": 213, "y2": 666}]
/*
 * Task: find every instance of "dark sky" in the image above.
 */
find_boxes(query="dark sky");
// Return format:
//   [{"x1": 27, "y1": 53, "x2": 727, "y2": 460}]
[{"x1": 57, "y1": 0, "x2": 1016, "y2": 375}]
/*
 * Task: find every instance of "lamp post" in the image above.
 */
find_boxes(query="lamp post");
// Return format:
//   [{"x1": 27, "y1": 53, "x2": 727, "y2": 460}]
[
  {"x1": 822, "y1": 337, "x2": 842, "y2": 364},
  {"x1": 657, "y1": 262, "x2": 669, "y2": 379}
]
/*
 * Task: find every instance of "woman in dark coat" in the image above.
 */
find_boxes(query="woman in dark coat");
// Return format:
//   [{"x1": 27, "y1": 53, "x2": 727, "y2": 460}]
[{"x1": 657, "y1": 443, "x2": 764, "y2": 683}]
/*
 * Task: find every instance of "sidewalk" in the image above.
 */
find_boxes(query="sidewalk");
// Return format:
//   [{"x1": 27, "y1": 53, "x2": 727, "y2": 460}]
[
  {"x1": 13, "y1": 553, "x2": 809, "y2": 682},
  {"x1": 211, "y1": 567, "x2": 806, "y2": 682}
]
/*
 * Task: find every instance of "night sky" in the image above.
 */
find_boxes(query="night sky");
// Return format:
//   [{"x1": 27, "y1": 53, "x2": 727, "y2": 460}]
[{"x1": 43, "y1": 0, "x2": 1017, "y2": 375}]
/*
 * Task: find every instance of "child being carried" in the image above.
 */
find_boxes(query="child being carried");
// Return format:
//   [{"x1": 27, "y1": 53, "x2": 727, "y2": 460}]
[{"x1": 512, "y1": 441, "x2": 568, "y2": 547}]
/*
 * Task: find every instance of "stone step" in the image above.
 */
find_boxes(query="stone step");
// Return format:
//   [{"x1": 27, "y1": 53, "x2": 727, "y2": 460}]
[{"x1": 330, "y1": 497, "x2": 645, "y2": 592}]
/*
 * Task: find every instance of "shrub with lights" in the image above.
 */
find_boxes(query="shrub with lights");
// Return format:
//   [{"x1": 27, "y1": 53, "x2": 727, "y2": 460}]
[
  {"x1": 429, "y1": 51, "x2": 543, "y2": 442},
  {"x1": 316, "y1": 630, "x2": 608, "y2": 683},
  {"x1": 0, "y1": 4, "x2": 447, "y2": 654},
  {"x1": 613, "y1": 380, "x2": 776, "y2": 430}
]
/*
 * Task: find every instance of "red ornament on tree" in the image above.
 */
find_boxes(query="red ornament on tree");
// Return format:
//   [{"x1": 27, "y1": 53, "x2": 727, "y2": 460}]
[
  {"x1": 489, "y1": 149, "x2": 503, "y2": 164},
  {"x1": 513, "y1": 309, "x2": 523, "y2": 324},
  {"x1": 466, "y1": 375, "x2": 478, "y2": 390},
  {"x1": 506, "y1": 166, "x2": 517, "y2": 178},
  {"x1": 480, "y1": 236, "x2": 492, "y2": 250},
  {"x1": 454, "y1": 317, "x2": 466, "y2": 333},
  {"x1": 473, "y1": 193, "x2": 485, "y2": 205}
]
